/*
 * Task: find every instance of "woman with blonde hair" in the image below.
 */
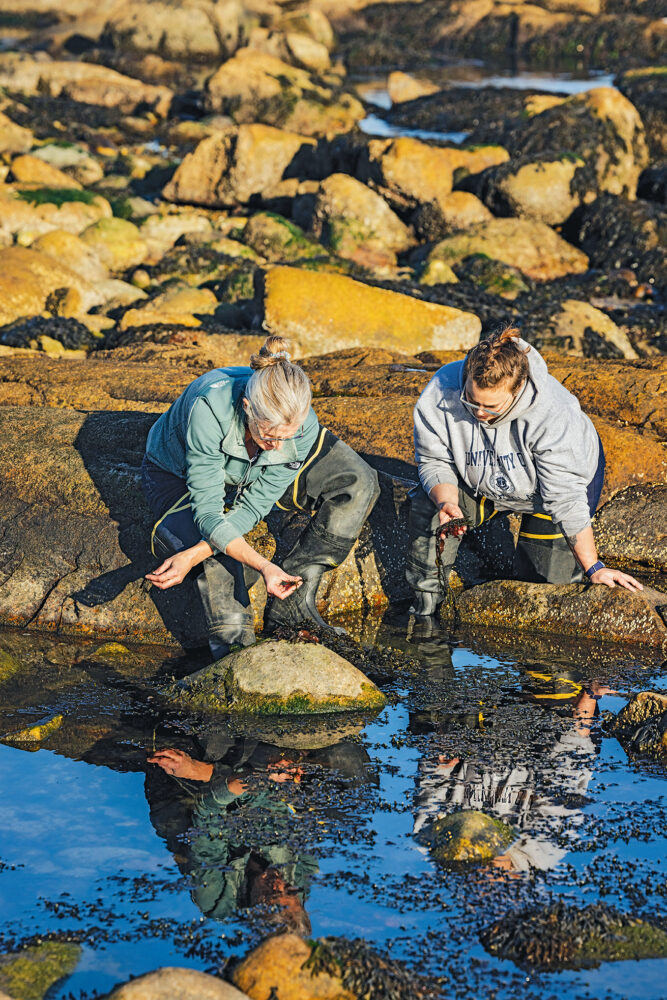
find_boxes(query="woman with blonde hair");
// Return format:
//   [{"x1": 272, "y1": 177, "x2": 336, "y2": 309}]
[
  {"x1": 407, "y1": 326, "x2": 641, "y2": 616},
  {"x1": 141, "y1": 335, "x2": 379, "y2": 658}
]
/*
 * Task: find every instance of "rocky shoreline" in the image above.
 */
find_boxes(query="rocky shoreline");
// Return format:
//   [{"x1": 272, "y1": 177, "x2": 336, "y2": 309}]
[{"x1": 0, "y1": 3, "x2": 663, "y2": 642}]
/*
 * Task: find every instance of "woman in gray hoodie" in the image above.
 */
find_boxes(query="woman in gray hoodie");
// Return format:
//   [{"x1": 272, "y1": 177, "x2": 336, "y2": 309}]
[{"x1": 408, "y1": 327, "x2": 642, "y2": 615}]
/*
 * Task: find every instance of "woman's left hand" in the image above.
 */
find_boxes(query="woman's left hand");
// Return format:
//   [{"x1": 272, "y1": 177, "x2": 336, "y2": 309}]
[{"x1": 589, "y1": 567, "x2": 643, "y2": 592}]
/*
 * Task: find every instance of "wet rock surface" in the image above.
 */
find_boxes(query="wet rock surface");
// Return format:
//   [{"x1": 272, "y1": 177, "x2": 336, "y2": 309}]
[
  {"x1": 104, "y1": 967, "x2": 250, "y2": 999},
  {"x1": 0, "y1": 942, "x2": 81, "y2": 1000},
  {"x1": 594, "y1": 483, "x2": 667, "y2": 575},
  {"x1": 452, "y1": 580, "x2": 667, "y2": 647}
]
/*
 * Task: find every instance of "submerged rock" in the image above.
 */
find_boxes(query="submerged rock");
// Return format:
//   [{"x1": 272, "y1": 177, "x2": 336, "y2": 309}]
[
  {"x1": 482, "y1": 901, "x2": 667, "y2": 969},
  {"x1": 0, "y1": 942, "x2": 81, "y2": 1000},
  {"x1": 605, "y1": 690, "x2": 667, "y2": 759},
  {"x1": 104, "y1": 966, "x2": 249, "y2": 1000},
  {"x1": 173, "y1": 639, "x2": 386, "y2": 715},
  {"x1": 452, "y1": 581, "x2": 667, "y2": 648},
  {"x1": 426, "y1": 810, "x2": 515, "y2": 863}
]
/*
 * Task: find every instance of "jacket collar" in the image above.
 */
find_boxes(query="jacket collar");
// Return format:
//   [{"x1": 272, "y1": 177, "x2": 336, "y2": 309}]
[{"x1": 220, "y1": 391, "x2": 300, "y2": 465}]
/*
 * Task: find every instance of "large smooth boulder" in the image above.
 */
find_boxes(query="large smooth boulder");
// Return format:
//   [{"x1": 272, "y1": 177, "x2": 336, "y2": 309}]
[
  {"x1": 362, "y1": 136, "x2": 454, "y2": 210},
  {"x1": 0, "y1": 246, "x2": 103, "y2": 326},
  {"x1": 104, "y1": 967, "x2": 249, "y2": 1000},
  {"x1": 0, "y1": 186, "x2": 112, "y2": 242},
  {"x1": 104, "y1": 0, "x2": 243, "y2": 64},
  {"x1": 452, "y1": 581, "x2": 667, "y2": 648},
  {"x1": 233, "y1": 935, "x2": 354, "y2": 1000},
  {"x1": 264, "y1": 266, "x2": 480, "y2": 355},
  {"x1": 205, "y1": 48, "x2": 363, "y2": 138},
  {"x1": 307, "y1": 173, "x2": 414, "y2": 266},
  {"x1": 163, "y1": 125, "x2": 317, "y2": 208},
  {"x1": 425, "y1": 218, "x2": 589, "y2": 282},
  {"x1": 30, "y1": 230, "x2": 109, "y2": 284},
  {"x1": 594, "y1": 484, "x2": 667, "y2": 575},
  {"x1": 242, "y1": 212, "x2": 323, "y2": 262},
  {"x1": 174, "y1": 639, "x2": 387, "y2": 714}
]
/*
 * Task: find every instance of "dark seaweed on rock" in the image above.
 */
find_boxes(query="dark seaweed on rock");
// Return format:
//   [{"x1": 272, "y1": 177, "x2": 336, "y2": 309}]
[
  {"x1": 305, "y1": 937, "x2": 444, "y2": 1000},
  {"x1": 268, "y1": 623, "x2": 420, "y2": 686},
  {"x1": 481, "y1": 901, "x2": 642, "y2": 969},
  {"x1": 0, "y1": 315, "x2": 99, "y2": 351}
]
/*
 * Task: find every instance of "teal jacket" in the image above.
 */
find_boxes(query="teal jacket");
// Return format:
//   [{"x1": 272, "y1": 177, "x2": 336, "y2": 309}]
[{"x1": 145, "y1": 367, "x2": 319, "y2": 553}]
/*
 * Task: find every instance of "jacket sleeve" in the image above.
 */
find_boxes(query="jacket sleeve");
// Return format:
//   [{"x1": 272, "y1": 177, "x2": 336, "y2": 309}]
[
  {"x1": 414, "y1": 387, "x2": 459, "y2": 495},
  {"x1": 530, "y1": 418, "x2": 594, "y2": 537}
]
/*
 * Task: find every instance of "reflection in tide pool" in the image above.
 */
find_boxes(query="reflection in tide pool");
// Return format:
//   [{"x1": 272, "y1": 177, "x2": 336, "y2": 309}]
[{"x1": 0, "y1": 624, "x2": 667, "y2": 999}]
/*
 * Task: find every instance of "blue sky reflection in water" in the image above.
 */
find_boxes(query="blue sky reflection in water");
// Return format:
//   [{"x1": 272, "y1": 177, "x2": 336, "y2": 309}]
[{"x1": 1, "y1": 639, "x2": 667, "y2": 1000}]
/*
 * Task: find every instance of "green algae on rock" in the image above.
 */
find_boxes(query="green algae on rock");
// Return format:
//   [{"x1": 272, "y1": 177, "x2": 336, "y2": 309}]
[
  {"x1": 426, "y1": 810, "x2": 516, "y2": 863},
  {"x1": 0, "y1": 942, "x2": 81, "y2": 1000},
  {"x1": 482, "y1": 901, "x2": 667, "y2": 970},
  {"x1": 2, "y1": 713, "x2": 63, "y2": 745},
  {"x1": 171, "y1": 639, "x2": 386, "y2": 715}
]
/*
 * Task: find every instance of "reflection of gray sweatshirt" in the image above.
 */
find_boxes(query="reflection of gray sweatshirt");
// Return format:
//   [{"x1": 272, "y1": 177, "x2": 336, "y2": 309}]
[
  {"x1": 413, "y1": 730, "x2": 595, "y2": 871},
  {"x1": 413, "y1": 342, "x2": 600, "y2": 536}
]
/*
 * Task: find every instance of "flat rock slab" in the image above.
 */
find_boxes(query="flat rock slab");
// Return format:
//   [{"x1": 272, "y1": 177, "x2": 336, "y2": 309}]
[
  {"x1": 174, "y1": 639, "x2": 386, "y2": 714},
  {"x1": 453, "y1": 581, "x2": 667, "y2": 648},
  {"x1": 105, "y1": 968, "x2": 249, "y2": 1000}
]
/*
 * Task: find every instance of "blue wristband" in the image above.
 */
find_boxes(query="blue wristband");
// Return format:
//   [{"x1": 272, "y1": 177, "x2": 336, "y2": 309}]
[{"x1": 584, "y1": 560, "x2": 605, "y2": 578}]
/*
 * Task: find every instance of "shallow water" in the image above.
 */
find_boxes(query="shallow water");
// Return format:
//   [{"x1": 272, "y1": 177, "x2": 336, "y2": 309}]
[
  {"x1": 358, "y1": 69, "x2": 616, "y2": 142},
  {"x1": 1, "y1": 621, "x2": 666, "y2": 999}
]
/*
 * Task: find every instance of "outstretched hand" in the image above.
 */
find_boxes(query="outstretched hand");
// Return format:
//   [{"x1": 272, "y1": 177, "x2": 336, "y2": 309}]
[
  {"x1": 145, "y1": 552, "x2": 194, "y2": 590},
  {"x1": 589, "y1": 567, "x2": 643, "y2": 592},
  {"x1": 262, "y1": 562, "x2": 303, "y2": 599}
]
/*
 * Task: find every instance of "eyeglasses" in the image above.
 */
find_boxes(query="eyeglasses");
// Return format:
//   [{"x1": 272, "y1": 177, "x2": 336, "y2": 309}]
[
  {"x1": 245, "y1": 401, "x2": 304, "y2": 444},
  {"x1": 459, "y1": 387, "x2": 515, "y2": 419}
]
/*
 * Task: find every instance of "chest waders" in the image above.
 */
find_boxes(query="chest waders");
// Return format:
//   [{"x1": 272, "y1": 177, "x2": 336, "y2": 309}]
[
  {"x1": 406, "y1": 442, "x2": 605, "y2": 617},
  {"x1": 142, "y1": 431, "x2": 379, "y2": 658},
  {"x1": 263, "y1": 430, "x2": 380, "y2": 636}
]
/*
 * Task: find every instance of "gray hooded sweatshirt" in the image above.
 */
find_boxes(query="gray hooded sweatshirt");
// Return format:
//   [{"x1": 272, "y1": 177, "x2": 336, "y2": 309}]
[{"x1": 414, "y1": 340, "x2": 600, "y2": 537}]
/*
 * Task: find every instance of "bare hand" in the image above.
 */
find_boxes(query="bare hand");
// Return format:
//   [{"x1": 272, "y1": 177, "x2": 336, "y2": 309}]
[
  {"x1": 145, "y1": 552, "x2": 194, "y2": 590},
  {"x1": 262, "y1": 562, "x2": 303, "y2": 599},
  {"x1": 438, "y1": 502, "x2": 467, "y2": 537},
  {"x1": 147, "y1": 748, "x2": 213, "y2": 782},
  {"x1": 590, "y1": 567, "x2": 643, "y2": 592}
]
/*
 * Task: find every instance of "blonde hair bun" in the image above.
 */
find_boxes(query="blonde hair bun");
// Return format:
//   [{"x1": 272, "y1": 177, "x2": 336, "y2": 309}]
[
  {"x1": 250, "y1": 335, "x2": 292, "y2": 370},
  {"x1": 245, "y1": 335, "x2": 311, "y2": 429}
]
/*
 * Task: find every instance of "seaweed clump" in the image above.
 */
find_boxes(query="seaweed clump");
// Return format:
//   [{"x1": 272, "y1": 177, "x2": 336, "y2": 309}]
[
  {"x1": 481, "y1": 901, "x2": 667, "y2": 969},
  {"x1": 305, "y1": 937, "x2": 444, "y2": 1000}
]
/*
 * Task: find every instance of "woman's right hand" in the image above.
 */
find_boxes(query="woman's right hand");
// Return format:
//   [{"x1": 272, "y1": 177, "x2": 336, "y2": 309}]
[
  {"x1": 145, "y1": 551, "x2": 195, "y2": 589},
  {"x1": 261, "y1": 561, "x2": 303, "y2": 599},
  {"x1": 438, "y1": 502, "x2": 467, "y2": 536}
]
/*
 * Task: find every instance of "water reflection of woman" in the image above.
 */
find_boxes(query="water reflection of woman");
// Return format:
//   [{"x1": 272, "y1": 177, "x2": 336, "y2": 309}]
[
  {"x1": 413, "y1": 684, "x2": 608, "y2": 874},
  {"x1": 145, "y1": 736, "x2": 374, "y2": 933}
]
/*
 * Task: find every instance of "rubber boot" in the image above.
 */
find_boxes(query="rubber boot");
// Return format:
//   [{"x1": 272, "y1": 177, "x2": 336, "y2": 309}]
[{"x1": 264, "y1": 527, "x2": 352, "y2": 636}]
